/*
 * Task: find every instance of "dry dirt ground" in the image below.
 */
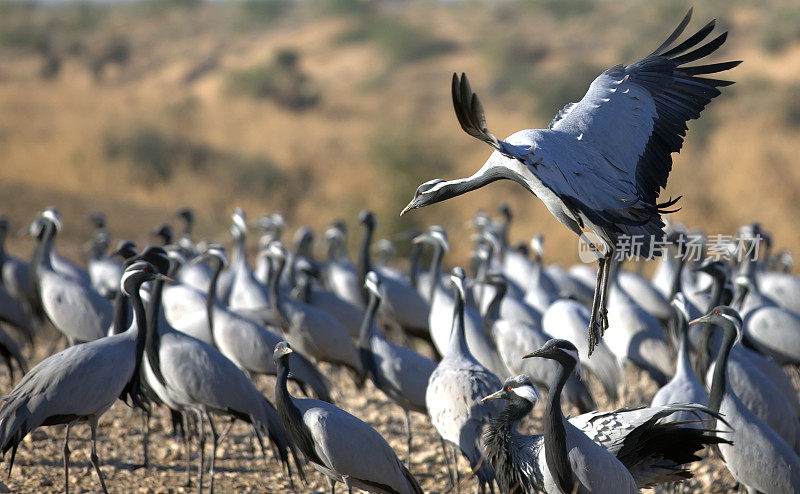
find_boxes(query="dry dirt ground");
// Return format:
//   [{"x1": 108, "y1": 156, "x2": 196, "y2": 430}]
[{"x1": 0, "y1": 328, "x2": 739, "y2": 494}]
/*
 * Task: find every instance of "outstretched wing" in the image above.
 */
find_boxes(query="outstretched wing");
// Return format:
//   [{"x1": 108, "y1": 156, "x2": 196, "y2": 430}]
[{"x1": 548, "y1": 8, "x2": 740, "y2": 205}]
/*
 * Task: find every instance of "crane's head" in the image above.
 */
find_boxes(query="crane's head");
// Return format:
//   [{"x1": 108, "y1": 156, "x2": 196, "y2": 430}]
[
  {"x1": 111, "y1": 240, "x2": 138, "y2": 260},
  {"x1": 689, "y1": 305, "x2": 742, "y2": 330},
  {"x1": 359, "y1": 210, "x2": 376, "y2": 228},
  {"x1": 195, "y1": 244, "x2": 228, "y2": 269},
  {"x1": 176, "y1": 207, "x2": 194, "y2": 226},
  {"x1": 89, "y1": 211, "x2": 106, "y2": 230},
  {"x1": 481, "y1": 374, "x2": 541, "y2": 405},
  {"x1": 121, "y1": 261, "x2": 172, "y2": 297},
  {"x1": 449, "y1": 266, "x2": 467, "y2": 298},
  {"x1": 400, "y1": 179, "x2": 447, "y2": 216},
  {"x1": 273, "y1": 341, "x2": 293, "y2": 363},
  {"x1": 293, "y1": 226, "x2": 314, "y2": 254},
  {"x1": 412, "y1": 225, "x2": 449, "y2": 252},
  {"x1": 692, "y1": 258, "x2": 728, "y2": 282},
  {"x1": 41, "y1": 208, "x2": 63, "y2": 232},
  {"x1": 523, "y1": 339, "x2": 581, "y2": 376},
  {"x1": 365, "y1": 271, "x2": 382, "y2": 300},
  {"x1": 134, "y1": 246, "x2": 172, "y2": 276},
  {"x1": 231, "y1": 208, "x2": 247, "y2": 239},
  {"x1": 151, "y1": 223, "x2": 174, "y2": 246}
]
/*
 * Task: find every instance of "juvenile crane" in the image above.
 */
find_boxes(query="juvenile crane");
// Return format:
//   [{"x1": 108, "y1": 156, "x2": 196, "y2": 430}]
[{"x1": 401, "y1": 9, "x2": 740, "y2": 352}]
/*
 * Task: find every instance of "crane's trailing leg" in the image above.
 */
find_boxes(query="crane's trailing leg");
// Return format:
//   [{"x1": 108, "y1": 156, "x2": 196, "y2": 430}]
[
  {"x1": 588, "y1": 256, "x2": 606, "y2": 355},
  {"x1": 588, "y1": 250, "x2": 613, "y2": 355},
  {"x1": 89, "y1": 418, "x2": 110, "y2": 494},
  {"x1": 63, "y1": 423, "x2": 71, "y2": 494}
]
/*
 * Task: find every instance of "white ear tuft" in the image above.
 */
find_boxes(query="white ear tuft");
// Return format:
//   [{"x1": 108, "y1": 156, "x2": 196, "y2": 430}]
[{"x1": 512, "y1": 384, "x2": 542, "y2": 404}]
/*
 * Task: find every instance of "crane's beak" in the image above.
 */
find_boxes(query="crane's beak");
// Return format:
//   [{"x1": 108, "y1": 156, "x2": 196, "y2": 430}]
[
  {"x1": 689, "y1": 314, "x2": 712, "y2": 325},
  {"x1": 156, "y1": 274, "x2": 174, "y2": 283},
  {"x1": 400, "y1": 198, "x2": 416, "y2": 217},
  {"x1": 522, "y1": 348, "x2": 546, "y2": 359},
  {"x1": 481, "y1": 389, "x2": 504, "y2": 402}
]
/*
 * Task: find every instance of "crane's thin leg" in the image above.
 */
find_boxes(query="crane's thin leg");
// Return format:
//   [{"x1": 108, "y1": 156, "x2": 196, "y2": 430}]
[
  {"x1": 205, "y1": 412, "x2": 218, "y2": 494},
  {"x1": 439, "y1": 438, "x2": 454, "y2": 486},
  {"x1": 403, "y1": 409, "x2": 412, "y2": 467},
  {"x1": 588, "y1": 256, "x2": 606, "y2": 354},
  {"x1": 183, "y1": 413, "x2": 193, "y2": 487},
  {"x1": 63, "y1": 423, "x2": 71, "y2": 494},
  {"x1": 89, "y1": 419, "x2": 110, "y2": 494},
  {"x1": 327, "y1": 477, "x2": 336, "y2": 494},
  {"x1": 196, "y1": 410, "x2": 206, "y2": 494},
  {"x1": 217, "y1": 417, "x2": 235, "y2": 445},
  {"x1": 449, "y1": 444, "x2": 461, "y2": 492},
  {"x1": 139, "y1": 409, "x2": 150, "y2": 469},
  {"x1": 597, "y1": 252, "x2": 613, "y2": 332}
]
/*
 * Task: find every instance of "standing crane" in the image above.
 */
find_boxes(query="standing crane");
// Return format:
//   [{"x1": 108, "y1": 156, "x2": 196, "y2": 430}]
[
  {"x1": 0, "y1": 261, "x2": 168, "y2": 493},
  {"x1": 400, "y1": 9, "x2": 739, "y2": 352}
]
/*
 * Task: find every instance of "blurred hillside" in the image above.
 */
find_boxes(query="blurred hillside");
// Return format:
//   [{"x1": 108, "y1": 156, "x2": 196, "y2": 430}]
[{"x1": 1, "y1": 0, "x2": 799, "y2": 267}]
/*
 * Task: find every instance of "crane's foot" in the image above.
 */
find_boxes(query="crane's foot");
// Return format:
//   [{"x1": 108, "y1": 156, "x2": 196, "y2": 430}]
[
  {"x1": 598, "y1": 307, "x2": 609, "y2": 337},
  {"x1": 588, "y1": 319, "x2": 600, "y2": 356}
]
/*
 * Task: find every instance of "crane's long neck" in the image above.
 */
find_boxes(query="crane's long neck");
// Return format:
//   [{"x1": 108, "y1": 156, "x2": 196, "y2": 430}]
[
  {"x1": 707, "y1": 276, "x2": 723, "y2": 312},
  {"x1": 268, "y1": 257, "x2": 291, "y2": 333},
  {"x1": 409, "y1": 243, "x2": 422, "y2": 290},
  {"x1": 446, "y1": 285, "x2": 472, "y2": 360},
  {"x1": 428, "y1": 243, "x2": 444, "y2": 303},
  {"x1": 0, "y1": 230, "x2": 7, "y2": 276},
  {"x1": 482, "y1": 282, "x2": 506, "y2": 337},
  {"x1": 144, "y1": 276, "x2": 168, "y2": 387},
  {"x1": 543, "y1": 359, "x2": 574, "y2": 494},
  {"x1": 668, "y1": 257, "x2": 687, "y2": 300},
  {"x1": 119, "y1": 278, "x2": 151, "y2": 407},
  {"x1": 30, "y1": 222, "x2": 55, "y2": 303},
  {"x1": 110, "y1": 288, "x2": 130, "y2": 336},
  {"x1": 357, "y1": 222, "x2": 373, "y2": 305},
  {"x1": 275, "y1": 356, "x2": 319, "y2": 463},
  {"x1": 675, "y1": 314, "x2": 693, "y2": 377},
  {"x1": 434, "y1": 168, "x2": 509, "y2": 205},
  {"x1": 708, "y1": 321, "x2": 737, "y2": 414},
  {"x1": 357, "y1": 290, "x2": 381, "y2": 378},
  {"x1": 233, "y1": 232, "x2": 247, "y2": 269},
  {"x1": 206, "y1": 259, "x2": 223, "y2": 339}
]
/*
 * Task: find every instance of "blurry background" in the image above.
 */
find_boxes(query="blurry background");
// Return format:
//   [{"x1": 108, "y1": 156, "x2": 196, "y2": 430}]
[{"x1": 0, "y1": 0, "x2": 798, "y2": 266}]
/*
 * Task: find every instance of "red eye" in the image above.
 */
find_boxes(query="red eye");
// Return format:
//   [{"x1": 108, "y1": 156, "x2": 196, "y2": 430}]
[
  {"x1": 417, "y1": 191, "x2": 422, "y2": 197},
  {"x1": 553, "y1": 345, "x2": 558, "y2": 350},
  {"x1": 506, "y1": 386, "x2": 511, "y2": 391},
  {"x1": 715, "y1": 310, "x2": 719, "y2": 315}
]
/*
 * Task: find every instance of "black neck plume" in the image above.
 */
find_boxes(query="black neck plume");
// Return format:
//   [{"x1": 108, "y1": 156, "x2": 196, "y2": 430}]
[{"x1": 543, "y1": 357, "x2": 574, "y2": 494}]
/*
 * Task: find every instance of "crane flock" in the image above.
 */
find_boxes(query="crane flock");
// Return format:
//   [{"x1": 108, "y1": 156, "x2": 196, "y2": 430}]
[{"x1": 2, "y1": 9, "x2": 799, "y2": 494}]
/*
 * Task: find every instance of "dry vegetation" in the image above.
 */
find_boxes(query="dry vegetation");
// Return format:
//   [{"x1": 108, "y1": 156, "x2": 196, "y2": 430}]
[{"x1": 0, "y1": 0, "x2": 798, "y2": 267}]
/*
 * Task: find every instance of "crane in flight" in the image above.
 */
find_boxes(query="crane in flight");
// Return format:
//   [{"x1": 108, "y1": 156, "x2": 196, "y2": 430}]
[{"x1": 401, "y1": 9, "x2": 739, "y2": 353}]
